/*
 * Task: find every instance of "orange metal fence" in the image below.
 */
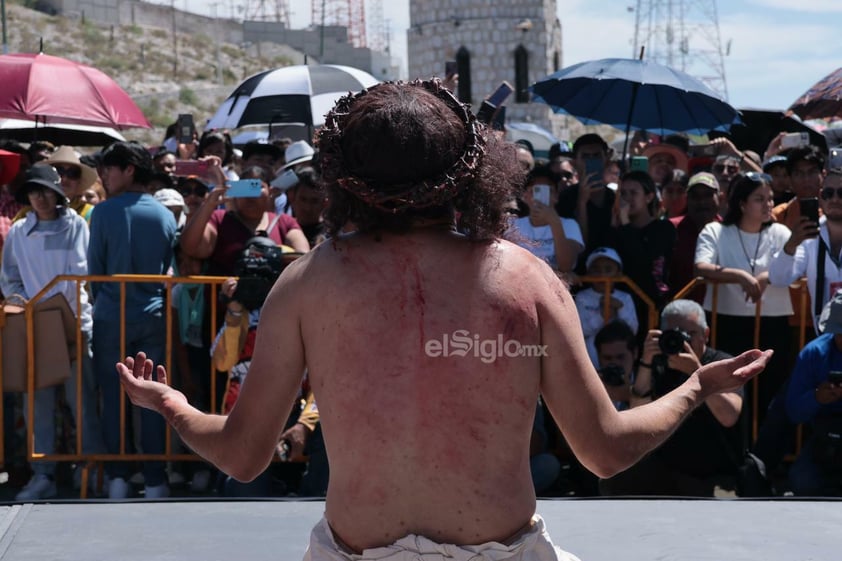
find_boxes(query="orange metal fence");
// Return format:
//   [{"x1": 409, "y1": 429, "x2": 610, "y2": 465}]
[{"x1": 0, "y1": 274, "x2": 231, "y2": 497}]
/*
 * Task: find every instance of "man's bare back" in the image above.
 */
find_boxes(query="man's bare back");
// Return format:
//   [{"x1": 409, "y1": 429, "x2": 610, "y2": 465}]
[{"x1": 297, "y1": 230, "x2": 544, "y2": 551}]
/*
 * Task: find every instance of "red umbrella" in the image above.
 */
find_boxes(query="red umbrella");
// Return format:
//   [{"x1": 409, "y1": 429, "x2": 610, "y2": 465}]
[
  {"x1": 0, "y1": 53, "x2": 151, "y2": 129},
  {"x1": 788, "y1": 67, "x2": 842, "y2": 121}
]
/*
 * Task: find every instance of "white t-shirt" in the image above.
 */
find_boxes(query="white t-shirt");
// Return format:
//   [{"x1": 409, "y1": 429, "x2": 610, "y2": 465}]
[
  {"x1": 695, "y1": 222, "x2": 793, "y2": 317},
  {"x1": 512, "y1": 216, "x2": 584, "y2": 270}
]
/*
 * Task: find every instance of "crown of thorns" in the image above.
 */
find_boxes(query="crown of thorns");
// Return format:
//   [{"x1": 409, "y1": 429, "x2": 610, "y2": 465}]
[{"x1": 317, "y1": 78, "x2": 486, "y2": 214}]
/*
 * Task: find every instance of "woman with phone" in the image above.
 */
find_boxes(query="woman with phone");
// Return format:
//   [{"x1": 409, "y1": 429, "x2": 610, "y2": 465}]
[
  {"x1": 509, "y1": 165, "x2": 583, "y2": 273},
  {"x1": 180, "y1": 165, "x2": 309, "y2": 276},
  {"x1": 694, "y1": 172, "x2": 793, "y2": 423}
]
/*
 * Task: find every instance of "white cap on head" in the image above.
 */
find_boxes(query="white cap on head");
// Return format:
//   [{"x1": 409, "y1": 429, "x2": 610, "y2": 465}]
[{"x1": 585, "y1": 247, "x2": 623, "y2": 271}]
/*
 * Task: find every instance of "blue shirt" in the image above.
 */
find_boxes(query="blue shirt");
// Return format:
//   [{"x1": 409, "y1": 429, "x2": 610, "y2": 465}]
[
  {"x1": 785, "y1": 333, "x2": 842, "y2": 424},
  {"x1": 88, "y1": 191, "x2": 176, "y2": 323}
]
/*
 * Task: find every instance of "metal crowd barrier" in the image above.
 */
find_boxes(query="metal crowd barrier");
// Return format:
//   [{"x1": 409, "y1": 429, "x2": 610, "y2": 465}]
[{"x1": 0, "y1": 273, "x2": 230, "y2": 498}]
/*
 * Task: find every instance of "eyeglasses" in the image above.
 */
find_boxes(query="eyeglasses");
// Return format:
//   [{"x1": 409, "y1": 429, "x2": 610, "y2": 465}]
[
  {"x1": 821, "y1": 187, "x2": 842, "y2": 201},
  {"x1": 54, "y1": 165, "x2": 81, "y2": 180},
  {"x1": 713, "y1": 164, "x2": 740, "y2": 175}
]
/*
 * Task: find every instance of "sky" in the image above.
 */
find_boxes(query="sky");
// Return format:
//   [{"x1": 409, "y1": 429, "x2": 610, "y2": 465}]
[{"x1": 155, "y1": 0, "x2": 842, "y2": 113}]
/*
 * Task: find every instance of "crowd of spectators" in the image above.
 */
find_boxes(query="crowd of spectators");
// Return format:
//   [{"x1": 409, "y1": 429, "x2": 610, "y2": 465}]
[{"x1": 0, "y1": 106, "x2": 841, "y2": 502}]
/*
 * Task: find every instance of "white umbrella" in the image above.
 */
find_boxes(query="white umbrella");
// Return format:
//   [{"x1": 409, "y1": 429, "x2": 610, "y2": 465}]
[
  {"x1": 506, "y1": 121, "x2": 561, "y2": 158},
  {"x1": 0, "y1": 118, "x2": 125, "y2": 146},
  {"x1": 206, "y1": 64, "x2": 379, "y2": 133}
]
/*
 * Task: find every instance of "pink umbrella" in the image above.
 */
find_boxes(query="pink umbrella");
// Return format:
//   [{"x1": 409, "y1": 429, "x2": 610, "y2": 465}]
[{"x1": 0, "y1": 52, "x2": 151, "y2": 129}]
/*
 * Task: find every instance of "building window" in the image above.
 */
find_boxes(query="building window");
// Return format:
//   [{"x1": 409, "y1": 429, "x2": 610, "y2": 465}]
[
  {"x1": 514, "y1": 45, "x2": 529, "y2": 103},
  {"x1": 456, "y1": 46, "x2": 471, "y2": 104},
  {"x1": 553, "y1": 50, "x2": 560, "y2": 72}
]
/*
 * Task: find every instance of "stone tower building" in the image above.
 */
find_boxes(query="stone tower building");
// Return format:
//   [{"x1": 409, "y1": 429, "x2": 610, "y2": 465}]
[{"x1": 407, "y1": 0, "x2": 565, "y2": 140}]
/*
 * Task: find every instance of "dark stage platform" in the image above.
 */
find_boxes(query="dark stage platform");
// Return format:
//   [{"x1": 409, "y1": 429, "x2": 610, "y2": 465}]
[{"x1": 0, "y1": 498, "x2": 836, "y2": 560}]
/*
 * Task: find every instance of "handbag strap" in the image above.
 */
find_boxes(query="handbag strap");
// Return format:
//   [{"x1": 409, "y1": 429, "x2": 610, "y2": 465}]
[{"x1": 816, "y1": 238, "x2": 827, "y2": 330}]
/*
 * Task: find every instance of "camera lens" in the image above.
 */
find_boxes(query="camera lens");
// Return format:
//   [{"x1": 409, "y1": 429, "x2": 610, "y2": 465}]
[{"x1": 658, "y1": 328, "x2": 690, "y2": 355}]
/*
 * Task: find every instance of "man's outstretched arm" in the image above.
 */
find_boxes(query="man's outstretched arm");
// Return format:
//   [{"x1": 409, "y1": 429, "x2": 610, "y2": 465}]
[
  {"x1": 118, "y1": 264, "x2": 307, "y2": 482},
  {"x1": 535, "y1": 266, "x2": 771, "y2": 478}
]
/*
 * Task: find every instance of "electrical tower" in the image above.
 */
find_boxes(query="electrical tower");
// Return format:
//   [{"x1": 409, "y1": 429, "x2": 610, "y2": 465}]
[
  {"x1": 242, "y1": 0, "x2": 291, "y2": 26},
  {"x1": 367, "y1": 0, "x2": 387, "y2": 53},
  {"x1": 312, "y1": 0, "x2": 368, "y2": 49},
  {"x1": 631, "y1": 0, "x2": 730, "y2": 100}
]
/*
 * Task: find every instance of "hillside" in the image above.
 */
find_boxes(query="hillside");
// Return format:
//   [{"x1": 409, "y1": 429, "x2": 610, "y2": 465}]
[{"x1": 3, "y1": 2, "x2": 304, "y2": 146}]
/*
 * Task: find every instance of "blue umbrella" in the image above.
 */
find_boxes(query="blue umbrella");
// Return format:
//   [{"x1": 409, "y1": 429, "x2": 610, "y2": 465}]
[{"x1": 530, "y1": 57, "x2": 741, "y2": 158}]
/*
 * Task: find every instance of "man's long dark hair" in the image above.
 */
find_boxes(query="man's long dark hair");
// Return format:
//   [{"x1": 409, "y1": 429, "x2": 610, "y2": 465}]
[{"x1": 318, "y1": 80, "x2": 523, "y2": 241}]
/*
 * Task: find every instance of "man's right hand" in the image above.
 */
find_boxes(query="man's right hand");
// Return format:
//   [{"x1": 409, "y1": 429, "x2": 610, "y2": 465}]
[
  {"x1": 693, "y1": 349, "x2": 773, "y2": 397},
  {"x1": 784, "y1": 217, "x2": 820, "y2": 255},
  {"x1": 117, "y1": 352, "x2": 188, "y2": 417},
  {"x1": 641, "y1": 329, "x2": 662, "y2": 364},
  {"x1": 578, "y1": 172, "x2": 603, "y2": 208}
]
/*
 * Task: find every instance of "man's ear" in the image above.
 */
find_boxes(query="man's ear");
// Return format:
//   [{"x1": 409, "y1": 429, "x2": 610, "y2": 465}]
[{"x1": 704, "y1": 326, "x2": 710, "y2": 343}]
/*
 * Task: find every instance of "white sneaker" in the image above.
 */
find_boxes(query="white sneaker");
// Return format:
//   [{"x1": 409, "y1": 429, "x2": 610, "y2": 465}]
[
  {"x1": 108, "y1": 477, "x2": 131, "y2": 499},
  {"x1": 15, "y1": 474, "x2": 57, "y2": 501},
  {"x1": 144, "y1": 483, "x2": 170, "y2": 499}
]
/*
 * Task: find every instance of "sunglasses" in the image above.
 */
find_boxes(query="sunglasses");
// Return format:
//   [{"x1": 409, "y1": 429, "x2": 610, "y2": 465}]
[
  {"x1": 821, "y1": 187, "x2": 842, "y2": 201},
  {"x1": 713, "y1": 164, "x2": 740, "y2": 175},
  {"x1": 54, "y1": 165, "x2": 81, "y2": 180}
]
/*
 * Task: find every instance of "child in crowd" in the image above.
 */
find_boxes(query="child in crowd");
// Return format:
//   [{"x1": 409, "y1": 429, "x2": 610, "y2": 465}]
[{"x1": 575, "y1": 247, "x2": 639, "y2": 367}]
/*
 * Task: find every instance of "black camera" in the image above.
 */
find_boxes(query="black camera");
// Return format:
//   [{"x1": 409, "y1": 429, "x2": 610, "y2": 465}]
[
  {"x1": 659, "y1": 327, "x2": 691, "y2": 355},
  {"x1": 598, "y1": 364, "x2": 626, "y2": 387},
  {"x1": 228, "y1": 236, "x2": 287, "y2": 311}
]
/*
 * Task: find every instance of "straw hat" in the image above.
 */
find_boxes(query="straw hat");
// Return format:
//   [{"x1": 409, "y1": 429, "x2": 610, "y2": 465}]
[{"x1": 45, "y1": 146, "x2": 98, "y2": 190}]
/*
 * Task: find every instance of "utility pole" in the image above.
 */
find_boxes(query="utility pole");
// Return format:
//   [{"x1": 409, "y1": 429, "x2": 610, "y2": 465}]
[
  {"x1": 171, "y1": 0, "x2": 178, "y2": 78},
  {"x1": 1, "y1": 0, "x2": 8, "y2": 54}
]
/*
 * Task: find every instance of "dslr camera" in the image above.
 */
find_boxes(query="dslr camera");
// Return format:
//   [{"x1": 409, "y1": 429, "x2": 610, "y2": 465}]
[
  {"x1": 658, "y1": 327, "x2": 691, "y2": 355},
  {"x1": 226, "y1": 236, "x2": 287, "y2": 311},
  {"x1": 598, "y1": 364, "x2": 626, "y2": 387}
]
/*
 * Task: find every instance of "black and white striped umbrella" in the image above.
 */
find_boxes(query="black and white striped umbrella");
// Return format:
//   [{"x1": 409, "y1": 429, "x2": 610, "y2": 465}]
[{"x1": 206, "y1": 64, "x2": 379, "y2": 131}]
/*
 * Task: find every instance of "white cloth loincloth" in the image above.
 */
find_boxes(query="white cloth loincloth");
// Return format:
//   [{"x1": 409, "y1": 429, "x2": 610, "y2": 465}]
[{"x1": 302, "y1": 514, "x2": 582, "y2": 561}]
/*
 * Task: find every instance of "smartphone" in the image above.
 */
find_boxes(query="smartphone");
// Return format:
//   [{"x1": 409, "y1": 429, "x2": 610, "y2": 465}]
[
  {"x1": 176, "y1": 113, "x2": 195, "y2": 144},
  {"x1": 487, "y1": 81, "x2": 514, "y2": 107},
  {"x1": 532, "y1": 184, "x2": 551, "y2": 206},
  {"x1": 174, "y1": 159, "x2": 209, "y2": 178},
  {"x1": 781, "y1": 132, "x2": 809, "y2": 150},
  {"x1": 630, "y1": 156, "x2": 648, "y2": 173},
  {"x1": 688, "y1": 144, "x2": 717, "y2": 158},
  {"x1": 800, "y1": 197, "x2": 819, "y2": 224},
  {"x1": 584, "y1": 157, "x2": 604, "y2": 184},
  {"x1": 227, "y1": 178, "x2": 263, "y2": 198},
  {"x1": 444, "y1": 60, "x2": 457, "y2": 78},
  {"x1": 829, "y1": 371, "x2": 842, "y2": 385}
]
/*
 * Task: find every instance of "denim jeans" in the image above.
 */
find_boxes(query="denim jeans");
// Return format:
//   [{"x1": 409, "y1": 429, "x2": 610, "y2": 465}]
[
  {"x1": 93, "y1": 315, "x2": 167, "y2": 487},
  {"x1": 27, "y1": 334, "x2": 106, "y2": 476}
]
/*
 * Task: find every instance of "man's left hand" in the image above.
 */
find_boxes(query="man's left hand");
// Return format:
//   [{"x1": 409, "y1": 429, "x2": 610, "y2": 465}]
[
  {"x1": 279, "y1": 423, "x2": 310, "y2": 462},
  {"x1": 667, "y1": 342, "x2": 703, "y2": 375}
]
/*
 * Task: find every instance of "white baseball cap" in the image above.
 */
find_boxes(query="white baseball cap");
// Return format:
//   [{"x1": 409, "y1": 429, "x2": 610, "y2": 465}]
[{"x1": 585, "y1": 247, "x2": 623, "y2": 271}]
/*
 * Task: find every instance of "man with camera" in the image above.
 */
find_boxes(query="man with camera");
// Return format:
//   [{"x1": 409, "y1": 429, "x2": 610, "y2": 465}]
[
  {"x1": 785, "y1": 292, "x2": 842, "y2": 496},
  {"x1": 601, "y1": 299, "x2": 744, "y2": 496}
]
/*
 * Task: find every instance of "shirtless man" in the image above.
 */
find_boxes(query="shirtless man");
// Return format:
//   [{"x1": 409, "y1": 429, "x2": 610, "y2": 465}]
[{"x1": 117, "y1": 80, "x2": 771, "y2": 560}]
